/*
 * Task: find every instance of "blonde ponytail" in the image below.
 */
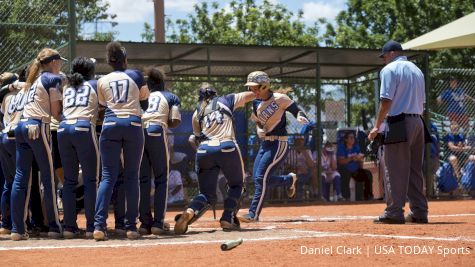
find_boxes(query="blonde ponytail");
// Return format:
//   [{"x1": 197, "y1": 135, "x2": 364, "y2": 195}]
[
  {"x1": 24, "y1": 59, "x2": 41, "y2": 92},
  {"x1": 24, "y1": 47, "x2": 63, "y2": 92},
  {"x1": 274, "y1": 87, "x2": 293, "y2": 94}
]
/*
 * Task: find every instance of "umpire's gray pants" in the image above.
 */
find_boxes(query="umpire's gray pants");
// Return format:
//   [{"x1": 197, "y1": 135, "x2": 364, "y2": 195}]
[{"x1": 383, "y1": 116, "x2": 428, "y2": 220}]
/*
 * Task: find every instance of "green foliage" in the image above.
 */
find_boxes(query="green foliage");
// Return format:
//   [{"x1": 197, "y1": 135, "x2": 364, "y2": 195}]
[
  {"x1": 0, "y1": 0, "x2": 117, "y2": 72},
  {"x1": 141, "y1": 22, "x2": 155, "y2": 42},
  {"x1": 167, "y1": 0, "x2": 321, "y2": 46},
  {"x1": 322, "y1": 0, "x2": 475, "y2": 126},
  {"x1": 163, "y1": 0, "x2": 323, "y2": 110}
]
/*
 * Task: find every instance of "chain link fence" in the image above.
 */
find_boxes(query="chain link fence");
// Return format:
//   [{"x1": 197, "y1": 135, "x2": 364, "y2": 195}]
[
  {"x1": 429, "y1": 69, "x2": 475, "y2": 198},
  {"x1": 0, "y1": 0, "x2": 70, "y2": 73}
]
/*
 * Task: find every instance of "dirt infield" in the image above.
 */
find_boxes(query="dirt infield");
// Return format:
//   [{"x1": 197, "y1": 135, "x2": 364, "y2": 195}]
[{"x1": 0, "y1": 200, "x2": 474, "y2": 266}]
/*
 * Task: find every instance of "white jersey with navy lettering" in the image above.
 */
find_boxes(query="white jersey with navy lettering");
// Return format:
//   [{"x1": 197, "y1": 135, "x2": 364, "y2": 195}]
[
  {"x1": 98, "y1": 69, "x2": 149, "y2": 117},
  {"x1": 62, "y1": 80, "x2": 99, "y2": 123},
  {"x1": 142, "y1": 90, "x2": 181, "y2": 127},
  {"x1": 192, "y1": 92, "x2": 248, "y2": 141},
  {"x1": 22, "y1": 72, "x2": 63, "y2": 122},
  {"x1": 251, "y1": 92, "x2": 299, "y2": 138},
  {"x1": 1, "y1": 90, "x2": 24, "y2": 133}
]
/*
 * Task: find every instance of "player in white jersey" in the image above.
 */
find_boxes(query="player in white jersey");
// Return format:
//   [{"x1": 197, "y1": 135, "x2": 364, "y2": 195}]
[
  {"x1": 93, "y1": 41, "x2": 149, "y2": 241},
  {"x1": 238, "y1": 71, "x2": 309, "y2": 223},
  {"x1": 138, "y1": 67, "x2": 181, "y2": 235},
  {"x1": 174, "y1": 83, "x2": 255, "y2": 234},
  {"x1": 58, "y1": 57, "x2": 99, "y2": 239},
  {"x1": 0, "y1": 72, "x2": 22, "y2": 235},
  {"x1": 10, "y1": 48, "x2": 66, "y2": 241}
]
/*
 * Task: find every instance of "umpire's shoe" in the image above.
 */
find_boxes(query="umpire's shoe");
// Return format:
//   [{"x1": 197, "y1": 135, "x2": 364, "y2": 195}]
[
  {"x1": 287, "y1": 172, "x2": 298, "y2": 198},
  {"x1": 373, "y1": 215, "x2": 405, "y2": 224},
  {"x1": 174, "y1": 208, "x2": 194, "y2": 234},
  {"x1": 405, "y1": 213, "x2": 428, "y2": 224}
]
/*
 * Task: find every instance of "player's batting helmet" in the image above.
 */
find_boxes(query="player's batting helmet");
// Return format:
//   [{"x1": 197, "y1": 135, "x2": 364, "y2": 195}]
[{"x1": 245, "y1": 71, "x2": 270, "y2": 92}]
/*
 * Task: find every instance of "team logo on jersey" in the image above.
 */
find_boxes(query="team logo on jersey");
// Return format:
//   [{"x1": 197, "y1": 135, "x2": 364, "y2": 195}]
[
  {"x1": 203, "y1": 110, "x2": 224, "y2": 128},
  {"x1": 257, "y1": 101, "x2": 279, "y2": 124}
]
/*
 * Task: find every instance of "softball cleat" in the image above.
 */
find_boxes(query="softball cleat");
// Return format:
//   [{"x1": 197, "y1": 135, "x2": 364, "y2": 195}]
[
  {"x1": 174, "y1": 208, "x2": 194, "y2": 235},
  {"x1": 151, "y1": 222, "x2": 170, "y2": 235},
  {"x1": 11, "y1": 232, "x2": 29, "y2": 241},
  {"x1": 93, "y1": 230, "x2": 108, "y2": 241}
]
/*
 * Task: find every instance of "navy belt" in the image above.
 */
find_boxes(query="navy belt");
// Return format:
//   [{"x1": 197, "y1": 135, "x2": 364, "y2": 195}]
[{"x1": 404, "y1": 113, "x2": 420, "y2": 117}]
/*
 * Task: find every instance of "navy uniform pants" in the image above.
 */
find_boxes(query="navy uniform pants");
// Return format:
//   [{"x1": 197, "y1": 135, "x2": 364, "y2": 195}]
[
  {"x1": 0, "y1": 133, "x2": 16, "y2": 230},
  {"x1": 139, "y1": 123, "x2": 169, "y2": 229},
  {"x1": 11, "y1": 118, "x2": 61, "y2": 235},
  {"x1": 248, "y1": 140, "x2": 293, "y2": 220},
  {"x1": 189, "y1": 140, "x2": 245, "y2": 223},
  {"x1": 94, "y1": 115, "x2": 144, "y2": 232},
  {"x1": 58, "y1": 119, "x2": 99, "y2": 233}
]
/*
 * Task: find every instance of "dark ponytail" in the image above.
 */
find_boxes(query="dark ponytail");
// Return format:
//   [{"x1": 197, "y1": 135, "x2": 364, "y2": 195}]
[
  {"x1": 106, "y1": 41, "x2": 127, "y2": 71},
  {"x1": 145, "y1": 67, "x2": 165, "y2": 92},
  {"x1": 68, "y1": 73, "x2": 85, "y2": 88},
  {"x1": 67, "y1": 56, "x2": 95, "y2": 89}
]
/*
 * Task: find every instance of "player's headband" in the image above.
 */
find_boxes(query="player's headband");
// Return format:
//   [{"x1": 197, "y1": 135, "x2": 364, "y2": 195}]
[{"x1": 40, "y1": 54, "x2": 68, "y2": 64}]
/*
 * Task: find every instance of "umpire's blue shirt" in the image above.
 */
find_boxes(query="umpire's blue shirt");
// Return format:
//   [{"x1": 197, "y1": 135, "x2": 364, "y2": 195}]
[{"x1": 379, "y1": 56, "x2": 425, "y2": 116}]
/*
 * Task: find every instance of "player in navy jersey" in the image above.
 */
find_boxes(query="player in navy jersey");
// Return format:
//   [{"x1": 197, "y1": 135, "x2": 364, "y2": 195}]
[
  {"x1": 10, "y1": 48, "x2": 66, "y2": 240},
  {"x1": 58, "y1": 57, "x2": 99, "y2": 239},
  {"x1": 174, "y1": 83, "x2": 255, "y2": 234},
  {"x1": 93, "y1": 42, "x2": 149, "y2": 241},
  {"x1": 139, "y1": 67, "x2": 181, "y2": 235},
  {"x1": 238, "y1": 71, "x2": 309, "y2": 223}
]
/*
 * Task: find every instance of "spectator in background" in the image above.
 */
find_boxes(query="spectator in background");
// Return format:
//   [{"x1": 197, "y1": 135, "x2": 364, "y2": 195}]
[
  {"x1": 318, "y1": 141, "x2": 343, "y2": 202},
  {"x1": 444, "y1": 121, "x2": 473, "y2": 179},
  {"x1": 437, "y1": 77, "x2": 475, "y2": 131},
  {"x1": 286, "y1": 135, "x2": 318, "y2": 199},
  {"x1": 337, "y1": 132, "x2": 373, "y2": 201},
  {"x1": 168, "y1": 169, "x2": 185, "y2": 204}
]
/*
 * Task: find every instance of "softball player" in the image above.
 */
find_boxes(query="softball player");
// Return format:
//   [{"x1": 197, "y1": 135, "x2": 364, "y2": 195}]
[
  {"x1": 0, "y1": 72, "x2": 22, "y2": 235},
  {"x1": 10, "y1": 48, "x2": 66, "y2": 241},
  {"x1": 93, "y1": 41, "x2": 149, "y2": 241},
  {"x1": 139, "y1": 67, "x2": 181, "y2": 235},
  {"x1": 58, "y1": 57, "x2": 99, "y2": 239},
  {"x1": 238, "y1": 71, "x2": 309, "y2": 223},
  {"x1": 174, "y1": 83, "x2": 254, "y2": 234}
]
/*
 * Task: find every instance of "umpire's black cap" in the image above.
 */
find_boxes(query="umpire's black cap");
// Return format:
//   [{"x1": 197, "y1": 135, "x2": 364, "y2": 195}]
[{"x1": 379, "y1": 40, "x2": 403, "y2": 58}]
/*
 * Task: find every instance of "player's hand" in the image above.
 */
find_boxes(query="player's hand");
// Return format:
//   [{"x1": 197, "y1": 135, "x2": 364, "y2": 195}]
[
  {"x1": 368, "y1": 127, "x2": 379, "y2": 141},
  {"x1": 297, "y1": 115, "x2": 309, "y2": 125},
  {"x1": 27, "y1": 124, "x2": 40, "y2": 140}
]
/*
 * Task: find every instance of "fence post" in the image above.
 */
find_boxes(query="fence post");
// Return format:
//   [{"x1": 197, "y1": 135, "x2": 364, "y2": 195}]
[
  {"x1": 423, "y1": 52, "x2": 433, "y2": 197},
  {"x1": 68, "y1": 0, "x2": 77, "y2": 71},
  {"x1": 315, "y1": 51, "x2": 322, "y2": 199},
  {"x1": 346, "y1": 81, "x2": 351, "y2": 127}
]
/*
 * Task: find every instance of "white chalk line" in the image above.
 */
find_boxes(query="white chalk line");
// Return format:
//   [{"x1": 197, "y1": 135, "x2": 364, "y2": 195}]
[
  {"x1": 1, "y1": 228, "x2": 473, "y2": 251},
  {"x1": 0, "y1": 213, "x2": 473, "y2": 251},
  {"x1": 191, "y1": 213, "x2": 475, "y2": 223}
]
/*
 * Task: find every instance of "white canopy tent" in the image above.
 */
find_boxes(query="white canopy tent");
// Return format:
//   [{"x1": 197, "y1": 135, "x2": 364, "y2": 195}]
[{"x1": 402, "y1": 12, "x2": 475, "y2": 50}]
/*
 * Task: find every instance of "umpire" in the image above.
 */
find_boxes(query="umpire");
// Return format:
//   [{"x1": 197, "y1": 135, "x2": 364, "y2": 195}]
[{"x1": 369, "y1": 40, "x2": 428, "y2": 224}]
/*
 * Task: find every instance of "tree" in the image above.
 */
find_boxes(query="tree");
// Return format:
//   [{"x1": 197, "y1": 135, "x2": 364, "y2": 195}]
[
  {"x1": 322, "y1": 0, "x2": 475, "y2": 126},
  {"x1": 141, "y1": 22, "x2": 154, "y2": 42},
  {"x1": 163, "y1": 0, "x2": 324, "y2": 110},
  {"x1": 0, "y1": 0, "x2": 117, "y2": 72}
]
